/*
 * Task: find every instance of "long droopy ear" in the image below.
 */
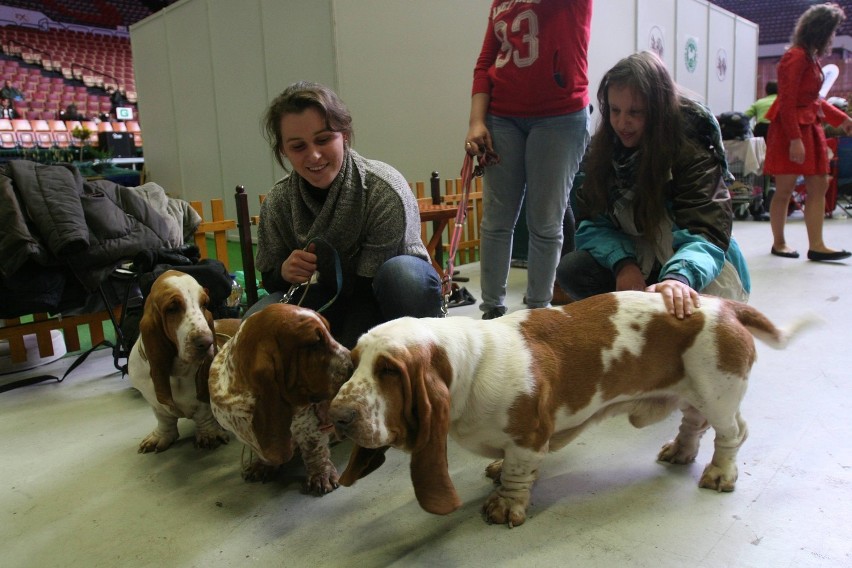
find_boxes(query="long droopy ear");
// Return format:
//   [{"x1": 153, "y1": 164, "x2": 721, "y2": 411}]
[
  {"x1": 406, "y1": 346, "x2": 461, "y2": 515},
  {"x1": 339, "y1": 445, "x2": 390, "y2": 486},
  {"x1": 139, "y1": 296, "x2": 178, "y2": 411},
  {"x1": 194, "y1": 308, "x2": 216, "y2": 403},
  {"x1": 240, "y1": 341, "x2": 295, "y2": 466},
  {"x1": 251, "y1": 366, "x2": 295, "y2": 465}
]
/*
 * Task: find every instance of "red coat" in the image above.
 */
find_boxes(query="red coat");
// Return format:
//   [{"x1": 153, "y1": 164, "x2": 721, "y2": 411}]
[{"x1": 764, "y1": 46, "x2": 849, "y2": 175}]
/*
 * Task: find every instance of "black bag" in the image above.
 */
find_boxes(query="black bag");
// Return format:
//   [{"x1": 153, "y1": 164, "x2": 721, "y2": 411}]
[
  {"x1": 138, "y1": 259, "x2": 236, "y2": 319},
  {"x1": 717, "y1": 111, "x2": 752, "y2": 140}
]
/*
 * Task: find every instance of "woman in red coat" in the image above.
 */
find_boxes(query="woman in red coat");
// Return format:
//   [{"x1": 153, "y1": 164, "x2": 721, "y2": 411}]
[{"x1": 764, "y1": 2, "x2": 852, "y2": 261}]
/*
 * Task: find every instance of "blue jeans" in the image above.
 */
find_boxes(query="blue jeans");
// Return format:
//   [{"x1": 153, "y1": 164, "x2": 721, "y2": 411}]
[
  {"x1": 557, "y1": 250, "x2": 623, "y2": 301},
  {"x1": 480, "y1": 110, "x2": 590, "y2": 310},
  {"x1": 244, "y1": 255, "x2": 441, "y2": 348}
]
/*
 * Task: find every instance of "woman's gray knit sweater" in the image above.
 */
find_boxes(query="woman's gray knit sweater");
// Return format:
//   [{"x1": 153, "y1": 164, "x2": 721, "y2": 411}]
[{"x1": 255, "y1": 149, "x2": 428, "y2": 286}]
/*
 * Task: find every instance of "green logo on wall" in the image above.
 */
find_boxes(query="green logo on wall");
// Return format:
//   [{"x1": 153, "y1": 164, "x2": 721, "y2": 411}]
[{"x1": 685, "y1": 37, "x2": 698, "y2": 73}]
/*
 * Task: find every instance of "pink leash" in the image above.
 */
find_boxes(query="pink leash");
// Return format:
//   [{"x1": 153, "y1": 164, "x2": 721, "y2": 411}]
[{"x1": 441, "y1": 153, "x2": 483, "y2": 315}]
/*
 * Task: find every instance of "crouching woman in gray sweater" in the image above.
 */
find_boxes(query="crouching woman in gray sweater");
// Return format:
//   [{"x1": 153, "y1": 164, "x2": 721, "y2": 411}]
[{"x1": 247, "y1": 81, "x2": 441, "y2": 348}]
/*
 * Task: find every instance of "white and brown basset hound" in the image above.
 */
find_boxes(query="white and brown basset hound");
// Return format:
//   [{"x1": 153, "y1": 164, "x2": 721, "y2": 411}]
[
  {"x1": 129, "y1": 270, "x2": 240, "y2": 453},
  {"x1": 329, "y1": 291, "x2": 813, "y2": 527},
  {"x1": 208, "y1": 303, "x2": 352, "y2": 495}
]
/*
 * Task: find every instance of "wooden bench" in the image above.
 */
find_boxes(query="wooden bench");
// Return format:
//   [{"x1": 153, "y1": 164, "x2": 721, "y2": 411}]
[{"x1": 0, "y1": 198, "x2": 237, "y2": 366}]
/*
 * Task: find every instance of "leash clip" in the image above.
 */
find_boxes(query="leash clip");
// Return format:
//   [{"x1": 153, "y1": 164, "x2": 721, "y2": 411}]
[{"x1": 280, "y1": 282, "x2": 305, "y2": 304}]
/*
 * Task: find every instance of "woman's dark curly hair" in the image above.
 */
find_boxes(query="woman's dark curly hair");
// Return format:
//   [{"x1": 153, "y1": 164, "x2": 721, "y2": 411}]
[
  {"x1": 262, "y1": 81, "x2": 353, "y2": 170},
  {"x1": 792, "y1": 2, "x2": 846, "y2": 56}
]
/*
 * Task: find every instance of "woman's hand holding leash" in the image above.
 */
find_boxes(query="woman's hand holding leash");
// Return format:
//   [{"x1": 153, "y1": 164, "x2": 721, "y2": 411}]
[
  {"x1": 465, "y1": 125, "x2": 501, "y2": 167},
  {"x1": 281, "y1": 243, "x2": 317, "y2": 285}
]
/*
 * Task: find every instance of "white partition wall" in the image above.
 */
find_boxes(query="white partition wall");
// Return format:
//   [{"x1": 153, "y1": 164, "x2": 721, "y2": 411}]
[
  {"x1": 707, "y1": 4, "x2": 737, "y2": 113},
  {"x1": 732, "y1": 17, "x2": 760, "y2": 112},
  {"x1": 587, "y1": 0, "x2": 637, "y2": 131},
  {"x1": 332, "y1": 0, "x2": 488, "y2": 187},
  {"x1": 131, "y1": 0, "x2": 337, "y2": 211},
  {"x1": 676, "y1": 0, "x2": 709, "y2": 99},
  {"x1": 637, "y1": 0, "x2": 676, "y2": 70},
  {"x1": 130, "y1": 0, "x2": 757, "y2": 215}
]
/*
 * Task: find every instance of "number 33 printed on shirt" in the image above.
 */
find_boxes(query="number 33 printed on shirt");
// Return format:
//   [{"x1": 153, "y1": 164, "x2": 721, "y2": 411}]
[{"x1": 494, "y1": 10, "x2": 539, "y2": 69}]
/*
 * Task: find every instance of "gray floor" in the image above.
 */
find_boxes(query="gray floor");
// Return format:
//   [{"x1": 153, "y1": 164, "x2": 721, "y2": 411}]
[{"x1": 2, "y1": 211, "x2": 852, "y2": 568}]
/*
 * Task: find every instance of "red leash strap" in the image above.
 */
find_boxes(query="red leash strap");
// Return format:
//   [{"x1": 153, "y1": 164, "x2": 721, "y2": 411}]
[{"x1": 441, "y1": 153, "x2": 482, "y2": 315}]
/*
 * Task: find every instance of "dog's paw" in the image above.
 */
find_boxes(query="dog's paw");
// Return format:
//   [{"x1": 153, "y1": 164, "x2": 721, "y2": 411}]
[
  {"x1": 241, "y1": 461, "x2": 281, "y2": 483},
  {"x1": 482, "y1": 488, "x2": 530, "y2": 528},
  {"x1": 657, "y1": 440, "x2": 698, "y2": 464},
  {"x1": 485, "y1": 459, "x2": 503, "y2": 483},
  {"x1": 699, "y1": 463, "x2": 737, "y2": 492},
  {"x1": 138, "y1": 430, "x2": 178, "y2": 453},
  {"x1": 302, "y1": 465, "x2": 340, "y2": 496},
  {"x1": 195, "y1": 428, "x2": 230, "y2": 450}
]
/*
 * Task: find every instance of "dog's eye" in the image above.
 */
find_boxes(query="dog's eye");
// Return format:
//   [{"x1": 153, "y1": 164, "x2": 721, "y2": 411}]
[
  {"x1": 379, "y1": 365, "x2": 400, "y2": 377},
  {"x1": 303, "y1": 330, "x2": 324, "y2": 349}
]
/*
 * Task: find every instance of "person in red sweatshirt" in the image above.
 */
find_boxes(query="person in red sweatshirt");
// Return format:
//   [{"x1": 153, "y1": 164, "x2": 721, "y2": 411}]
[{"x1": 465, "y1": 0, "x2": 593, "y2": 319}]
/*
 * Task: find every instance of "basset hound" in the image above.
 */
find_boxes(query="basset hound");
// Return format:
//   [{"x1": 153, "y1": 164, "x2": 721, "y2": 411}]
[
  {"x1": 208, "y1": 303, "x2": 352, "y2": 495},
  {"x1": 329, "y1": 291, "x2": 813, "y2": 527},
  {"x1": 129, "y1": 270, "x2": 241, "y2": 453}
]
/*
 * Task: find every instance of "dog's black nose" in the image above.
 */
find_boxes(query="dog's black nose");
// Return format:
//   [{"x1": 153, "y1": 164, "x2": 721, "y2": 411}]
[{"x1": 193, "y1": 335, "x2": 213, "y2": 353}]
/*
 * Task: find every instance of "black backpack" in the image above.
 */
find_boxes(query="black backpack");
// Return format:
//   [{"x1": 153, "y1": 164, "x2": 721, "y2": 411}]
[{"x1": 717, "y1": 111, "x2": 752, "y2": 140}]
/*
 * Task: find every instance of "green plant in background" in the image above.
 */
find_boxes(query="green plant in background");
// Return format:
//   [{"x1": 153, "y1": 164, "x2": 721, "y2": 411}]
[
  {"x1": 49, "y1": 147, "x2": 75, "y2": 164},
  {"x1": 71, "y1": 125, "x2": 93, "y2": 161},
  {"x1": 23, "y1": 147, "x2": 40, "y2": 162},
  {"x1": 88, "y1": 144, "x2": 114, "y2": 173}
]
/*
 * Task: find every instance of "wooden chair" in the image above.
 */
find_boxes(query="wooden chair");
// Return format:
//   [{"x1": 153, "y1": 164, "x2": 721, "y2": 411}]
[{"x1": 410, "y1": 172, "x2": 458, "y2": 275}]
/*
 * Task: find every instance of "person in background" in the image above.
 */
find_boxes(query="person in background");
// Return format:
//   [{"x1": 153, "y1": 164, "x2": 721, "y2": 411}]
[
  {"x1": 763, "y1": 2, "x2": 852, "y2": 261},
  {"x1": 60, "y1": 103, "x2": 86, "y2": 121},
  {"x1": 0, "y1": 97, "x2": 18, "y2": 119},
  {"x1": 1, "y1": 80, "x2": 24, "y2": 103},
  {"x1": 464, "y1": 0, "x2": 592, "y2": 319},
  {"x1": 744, "y1": 81, "x2": 778, "y2": 138},
  {"x1": 248, "y1": 81, "x2": 442, "y2": 348},
  {"x1": 107, "y1": 86, "x2": 127, "y2": 117},
  {"x1": 823, "y1": 96, "x2": 850, "y2": 137},
  {"x1": 556, "y1": 51, "x2": 750, "y2": 319}
]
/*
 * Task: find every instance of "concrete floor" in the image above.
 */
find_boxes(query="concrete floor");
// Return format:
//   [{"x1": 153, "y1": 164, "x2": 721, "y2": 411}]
[{"x1": 1, "y1": 212, "x2": 851, "y2": 568}]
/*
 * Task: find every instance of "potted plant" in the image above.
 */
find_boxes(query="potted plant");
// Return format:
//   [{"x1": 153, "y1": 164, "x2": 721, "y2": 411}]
[{"x1": 71, "y1": 125, "x2": 93, "y2": 161}]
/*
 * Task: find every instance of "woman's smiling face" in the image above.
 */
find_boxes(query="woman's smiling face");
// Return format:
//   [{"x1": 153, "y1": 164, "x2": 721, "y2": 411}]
[
  {"x1": 280, "y1": 107, "x2": 345, "y2": 189},
  {"x1": 608, "y1": 84, "x2": 647, "y2": 148}
]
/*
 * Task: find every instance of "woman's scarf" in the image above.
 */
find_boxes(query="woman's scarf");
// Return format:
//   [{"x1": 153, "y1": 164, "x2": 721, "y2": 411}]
[{"x1": 287, "y1": 148, "x2": 365, "y2": 283}]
